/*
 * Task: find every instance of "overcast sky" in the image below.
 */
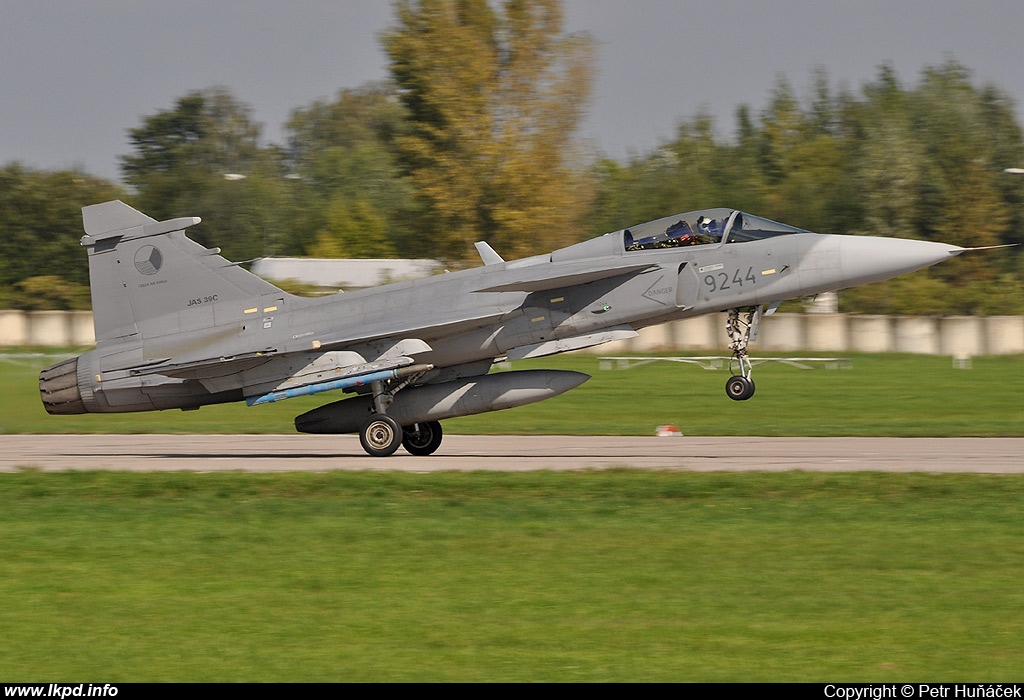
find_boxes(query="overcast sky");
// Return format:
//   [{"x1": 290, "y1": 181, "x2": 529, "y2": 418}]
[{"x1": 3, "y1": 0, "x2": 1023, "y2": 183}]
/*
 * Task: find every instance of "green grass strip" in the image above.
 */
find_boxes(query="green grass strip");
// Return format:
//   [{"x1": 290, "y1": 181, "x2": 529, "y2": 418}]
[{"x1": 2, "y1": 470, "x2": 1022, "y2": 681}]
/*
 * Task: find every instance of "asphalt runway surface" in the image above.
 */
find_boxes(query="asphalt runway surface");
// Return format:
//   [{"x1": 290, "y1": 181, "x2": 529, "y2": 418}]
[{"x1": 2, "y1": 435, "x2": 1023, "y2": 472}]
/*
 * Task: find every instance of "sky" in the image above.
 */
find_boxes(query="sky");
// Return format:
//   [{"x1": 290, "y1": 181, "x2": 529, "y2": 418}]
[{"x1": 3, "y1": 0, "x2": 1024, "y2": 183}]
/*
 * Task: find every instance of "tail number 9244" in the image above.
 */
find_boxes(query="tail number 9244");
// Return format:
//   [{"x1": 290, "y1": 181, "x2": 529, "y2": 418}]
[{"x1": 703, "y1": 266, "x2": 756, "y2": 294}]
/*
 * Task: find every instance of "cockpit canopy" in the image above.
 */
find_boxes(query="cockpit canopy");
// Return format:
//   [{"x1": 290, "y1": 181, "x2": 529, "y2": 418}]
[{"x1": 623, "y1": 208, "x2": 809, "y2": 252}]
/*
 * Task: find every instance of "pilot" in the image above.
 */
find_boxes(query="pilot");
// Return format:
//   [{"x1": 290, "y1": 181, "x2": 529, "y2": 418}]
[{"x1": 697, "y1": 216, "x2": 720, "y2": 242}]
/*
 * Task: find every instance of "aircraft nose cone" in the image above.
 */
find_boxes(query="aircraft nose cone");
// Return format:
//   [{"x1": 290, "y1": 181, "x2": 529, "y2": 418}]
[{"x1": 838, "y1": 235, "x2": 962, "y2": 287}]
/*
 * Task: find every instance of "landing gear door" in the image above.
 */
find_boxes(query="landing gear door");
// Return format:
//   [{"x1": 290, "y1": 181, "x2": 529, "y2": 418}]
[{"x1": 675, "y1": 263, "x2": 700, "y2": 309}]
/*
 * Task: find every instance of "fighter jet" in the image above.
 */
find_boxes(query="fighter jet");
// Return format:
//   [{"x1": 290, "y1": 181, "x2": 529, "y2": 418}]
[{"x1": 40, "y1": 201, "x2": 971, "y2": 456}]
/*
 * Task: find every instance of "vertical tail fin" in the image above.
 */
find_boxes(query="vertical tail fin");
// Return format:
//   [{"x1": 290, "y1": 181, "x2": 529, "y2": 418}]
[{"x1": 81, "y1": 200, "x2": 283, "y2": 344}]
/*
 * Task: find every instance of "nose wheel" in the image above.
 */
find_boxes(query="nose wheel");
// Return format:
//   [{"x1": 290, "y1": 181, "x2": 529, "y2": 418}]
[{"x1": 726, "y1": 375, "x2": 755, "y2": 401}]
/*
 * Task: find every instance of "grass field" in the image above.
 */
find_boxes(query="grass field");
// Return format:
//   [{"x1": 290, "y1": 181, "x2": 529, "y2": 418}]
[
  {"x1": 4, "y1": 349, "x2": 1024, "y2": 435},
  {"x1": 2, "y1": 470, "x2": 1023, "y2": 681}
]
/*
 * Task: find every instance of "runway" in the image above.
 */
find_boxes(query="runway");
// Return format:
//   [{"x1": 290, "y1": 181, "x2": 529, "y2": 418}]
[{"x1": 2, "y1": 435, "x2": 1023, "y2": 473}]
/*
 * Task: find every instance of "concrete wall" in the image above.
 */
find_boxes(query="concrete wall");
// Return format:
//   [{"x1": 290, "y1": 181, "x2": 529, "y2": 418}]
[
  {"x1": 1, "y1": 310, "x2": 1022, "y2": 355},
  {"x1": 984, "y1": 317, "x2": 1024, "y2": 356},
  {"x1": 0, "y1": 310, "x2": 95, "y2": 347},
  {"x1": 597, "y1": 312, "x2": 1024, "y2": 356}
]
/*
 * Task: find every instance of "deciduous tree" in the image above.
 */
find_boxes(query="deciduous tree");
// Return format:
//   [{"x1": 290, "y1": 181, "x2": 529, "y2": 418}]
[
  {"x1": 285, "y1": 85, "x2": 419, "y2": 257},
  {"x1": 383, "y1": 0, "x2": 594, "y2": 263},
  {"x1": 120, "y1": 87, "x2": 293, "y2": 260},
  {"x1": 0, "y1": 164, "x2": 123, "y2": 308}
]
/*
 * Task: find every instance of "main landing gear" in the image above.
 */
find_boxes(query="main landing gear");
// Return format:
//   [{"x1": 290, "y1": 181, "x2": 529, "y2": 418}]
[
  {"x1": 725, "y1": 307, "x2": 759, "y2": 401},
  {"x1": 358, "y1": 415, "x2": 444, "y2": 457},
  {"x1": 358, "y1": 376, "x2": 442, "y2": 457}
]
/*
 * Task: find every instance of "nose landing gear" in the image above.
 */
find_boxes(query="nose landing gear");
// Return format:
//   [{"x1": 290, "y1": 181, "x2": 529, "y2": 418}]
[{"x1": 725, "y1": 307, "x2": 760, "y2": 401}]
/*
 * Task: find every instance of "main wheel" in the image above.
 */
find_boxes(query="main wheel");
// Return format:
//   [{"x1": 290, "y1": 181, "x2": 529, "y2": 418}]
[
  {"x1": 725, "y1": 375, "x2": 755, "y2": 401},
  {"x1": 359, "y1": 414, "x2": 402, "y2": 457},
  {"x1": 402, "y1": 421, "x2": 444, "y2": 456}
]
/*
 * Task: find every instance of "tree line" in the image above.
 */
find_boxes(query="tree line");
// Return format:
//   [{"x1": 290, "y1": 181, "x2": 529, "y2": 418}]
[{"x1": 1, "y1": 0, "x2": 1022, "y2": 315}]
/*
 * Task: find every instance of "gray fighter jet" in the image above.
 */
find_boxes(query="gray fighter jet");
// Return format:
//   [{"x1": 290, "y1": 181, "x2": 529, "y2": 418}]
[{"x1": 40, "y1": 201, "x2": 971, "y2": 456}]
